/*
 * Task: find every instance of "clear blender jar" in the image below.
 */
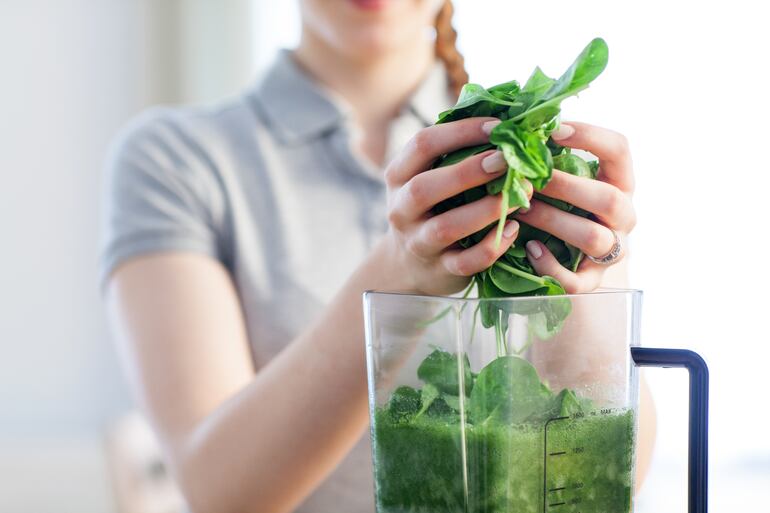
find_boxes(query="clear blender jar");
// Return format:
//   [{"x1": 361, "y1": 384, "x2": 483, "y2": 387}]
[{"x1": 364, "y1": 289, "x2": 707, "y2": 513}]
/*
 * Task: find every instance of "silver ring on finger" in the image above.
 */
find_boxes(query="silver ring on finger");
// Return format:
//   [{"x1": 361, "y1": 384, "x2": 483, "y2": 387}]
[{"x1": 586, "y1": 229, "x2": 623, "y2": 265}]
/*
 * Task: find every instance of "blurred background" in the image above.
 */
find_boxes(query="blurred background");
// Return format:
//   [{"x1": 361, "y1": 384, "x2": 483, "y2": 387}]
[{"x1": 1, "y1": 1, "x2": 767, "y2": 512}]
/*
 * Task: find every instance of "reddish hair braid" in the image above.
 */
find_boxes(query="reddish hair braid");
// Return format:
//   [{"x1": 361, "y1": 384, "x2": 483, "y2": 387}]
[{"x1": 434, "y1": 0, "x2": 469, "y2": 100}]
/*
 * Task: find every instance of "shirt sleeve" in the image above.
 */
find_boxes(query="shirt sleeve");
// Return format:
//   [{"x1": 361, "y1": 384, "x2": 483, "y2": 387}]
[{"x1": 100, "y1": 108, "x2": 226, "y2": 288}]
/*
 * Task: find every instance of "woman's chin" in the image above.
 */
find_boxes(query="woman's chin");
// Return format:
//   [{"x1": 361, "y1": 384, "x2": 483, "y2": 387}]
[
  {"x1": 335, "y1": 25, "x2": 424, "y2": 60},
  {"x1": 302, "y1": 0, "x2": 437, "y2": 60}
]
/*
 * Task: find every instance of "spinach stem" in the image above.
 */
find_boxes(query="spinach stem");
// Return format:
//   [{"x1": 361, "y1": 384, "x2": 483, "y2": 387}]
[
  {"x1": 494, "y1": 187, "x2": 510, "y2": 248},
  {"x1": 493, "y1": 261, "x2": 545, "y2": 285}
]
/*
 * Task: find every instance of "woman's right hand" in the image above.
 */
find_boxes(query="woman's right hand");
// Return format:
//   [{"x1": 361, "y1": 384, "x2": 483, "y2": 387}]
[{"x1": 382, "y1": 117, "x2": 530, "y2": 296}]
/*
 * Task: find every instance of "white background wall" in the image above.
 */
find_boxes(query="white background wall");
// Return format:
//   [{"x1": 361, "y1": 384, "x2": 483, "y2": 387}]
[
  {"x1": 0, "y1": 1, "x2": 256, "y2": 511},
  {"x1": 0, "y1": 3, "x2": 142, "y2": 510},
  {"x1": 1, "y1": 1, "x2": 767, "y2": 511}
]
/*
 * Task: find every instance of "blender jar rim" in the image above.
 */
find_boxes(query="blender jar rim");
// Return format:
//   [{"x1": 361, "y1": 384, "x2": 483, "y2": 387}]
[{"x1": 364, "y1": 287, "x2": 642, "y2": 304}]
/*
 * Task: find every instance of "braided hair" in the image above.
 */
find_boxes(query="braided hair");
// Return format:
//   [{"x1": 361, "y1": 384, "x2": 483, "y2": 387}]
[{"x1": 434, "y1": 0, "x2": 469, "y2": 100}]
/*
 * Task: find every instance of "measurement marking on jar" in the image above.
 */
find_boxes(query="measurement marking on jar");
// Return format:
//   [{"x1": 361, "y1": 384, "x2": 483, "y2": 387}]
[
  {"x1": 543, "y1": 416, "x2": 571, "y2": 513},
  {"x1": 543, "y1": 415, "x2": 587, "y2": 513}
]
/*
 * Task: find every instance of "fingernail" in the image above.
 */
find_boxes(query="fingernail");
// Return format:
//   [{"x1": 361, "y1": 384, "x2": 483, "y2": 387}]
[
  {"x1": 482, "y1": 119, "x2": 501, "y2": 135},
  {"x1": 481, "y1": 151, "x2": 506, "y2": 173},
  {"x1": 550, "y1": 123, "x2": 575, "y2": 141},
  {"x1": 526, "y1": 240, "x2": 543, "y2": 259},
  {"x1": 517, "y1": 207, "x2": 530, "y2": 215},
  {"x1": 503, "y1": 220, "x2": 519, "y2": 238}
]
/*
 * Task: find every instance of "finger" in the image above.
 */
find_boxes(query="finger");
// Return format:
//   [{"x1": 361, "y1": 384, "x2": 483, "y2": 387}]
[
  {"x1": 395, "y1": 149, "x2": 509, "y2": 221},
  {"x1": 549, "y1": 121, "x2": 634, "y2": 193},
  {"x1": 524, "y1": 240, "x2": 605, "y2": 294},
  {"x1": 538, "y1": 169, "x2": 636, "y2": 230},
  {"x1": 412, "y1": 194, "x2": 525, "y2": 256},
  {"x1": 384, "y1": 117, "x2": 499, "y2": 186},
  {"x1": 516, "y1": 199, "x2": 622, "y2": 260},
  {"x1": 441, "y1": 220, "x2": 520, "y2": 277}
]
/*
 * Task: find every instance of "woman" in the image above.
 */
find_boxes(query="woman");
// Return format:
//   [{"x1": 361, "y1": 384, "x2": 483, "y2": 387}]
[{"x1": 103, "y1": 1, "x2": 651, "y2": 512}]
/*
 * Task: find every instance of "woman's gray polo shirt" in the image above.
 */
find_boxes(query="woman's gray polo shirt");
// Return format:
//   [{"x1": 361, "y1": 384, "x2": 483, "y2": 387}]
[{"x1": 101, "y1": 50, "x2": 454, "y2": 512}]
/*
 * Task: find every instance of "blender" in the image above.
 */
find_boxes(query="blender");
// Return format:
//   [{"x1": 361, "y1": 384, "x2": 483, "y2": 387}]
[{"x1": 364, "y1": 289, "x2": 707, "y2": 513}]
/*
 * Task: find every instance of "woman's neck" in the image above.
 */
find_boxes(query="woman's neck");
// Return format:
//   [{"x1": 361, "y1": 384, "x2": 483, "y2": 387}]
[{"x1": 293, "y1": 30, "x2": 435, "y2": 167}]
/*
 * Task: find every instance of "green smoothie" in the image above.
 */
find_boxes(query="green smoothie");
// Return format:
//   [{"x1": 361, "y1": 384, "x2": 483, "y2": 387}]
[{"x1": 371, "y1": 350, "x2": 635, "y2": 513}]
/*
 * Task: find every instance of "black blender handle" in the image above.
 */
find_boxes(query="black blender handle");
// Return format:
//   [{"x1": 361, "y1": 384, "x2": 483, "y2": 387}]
[{"x1": 631, "y1": 347, "x2": 709, "y2": 513}]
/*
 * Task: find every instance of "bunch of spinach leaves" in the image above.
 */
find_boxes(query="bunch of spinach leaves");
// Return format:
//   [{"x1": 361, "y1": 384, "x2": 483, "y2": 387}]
[{"x1": 431, "y1": 38, "x2": 609, "y2": 343}]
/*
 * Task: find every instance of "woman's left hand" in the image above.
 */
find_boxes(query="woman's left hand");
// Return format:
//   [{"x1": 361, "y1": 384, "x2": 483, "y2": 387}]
[{"x1": 515, "y1": 121, "x2": 636, "y2": 293}]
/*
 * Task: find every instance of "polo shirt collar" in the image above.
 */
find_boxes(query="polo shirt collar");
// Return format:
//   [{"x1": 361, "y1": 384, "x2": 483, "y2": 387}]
[{"x1": 252, "y1": 50, "x2": 348, "y2": 144}]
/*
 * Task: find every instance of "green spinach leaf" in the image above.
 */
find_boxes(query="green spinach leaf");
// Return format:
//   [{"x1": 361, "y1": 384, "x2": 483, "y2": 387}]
[
  {"x1": 417, "y1": 348, "x2": 473, "y2": 396},
  {"x1": 416, "y1": 383, "x2": 440, "y2": 417},
  {"x1": 470, "y1": 356, "x2": 553, "y2": 424}
]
